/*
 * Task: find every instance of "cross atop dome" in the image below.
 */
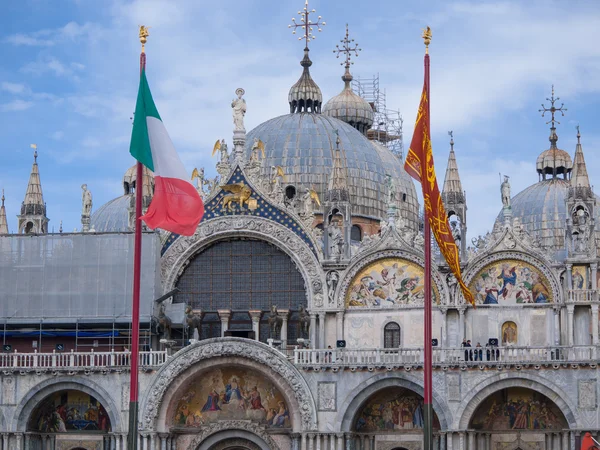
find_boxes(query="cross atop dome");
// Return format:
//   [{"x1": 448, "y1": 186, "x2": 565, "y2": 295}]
[
  {"x1": 539, "y1": 85, "x2": 567, "y2": 149},
  {"x1": 288, "y1": 0, "x2": 326, "y2": 48},
  {"x1": 334, "y1": 24, "x2": 361, "y2": 73}
]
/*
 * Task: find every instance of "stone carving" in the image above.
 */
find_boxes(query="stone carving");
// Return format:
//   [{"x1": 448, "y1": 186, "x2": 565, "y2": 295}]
[
  {"x1": 157, "y1": 304, "x2": 172, "y2": 340},
  {"x1": 318, "y1": 382, "x2": 336, "y2": 411},
  {"x1": 187, "y1": 420, "x2": 281, "y2": 450},
  {"x1": 81, "y1": 184, "x2": 92, "y2": 216},
  {"x1": 501, "y1": 175, "x2": 511, "y2": 208},
  {"x1": 1, "y1": 376, "x2": 15, "y2": 405},
  {"x1": 578, "y1": 380, "x2": 597, "y2": 409},
  {"x1": 446, "y1": 372, "x2": 460, "y2": 401},
  {"x1": 161, "y1": 216, "x2": 324, "y2": 309},
  {"x1": 298, "y1": 305, "x2": 310, "y2": 339},
  {"x1": 140, "y1": 339, "x2": 317, "y2": 431},
  {"x1": 326, "y1": 271, "x2": 339, "y2": 306},
  {"x1": 231, "y1": 88, "x2": 246, "y2": 132},
  {"x1": 385, "y1": 173, "x2": 396, "y2": 209},
  {"x1": 185, "y1": 306, "x2": 203, "y2": 340},
  {"x1": 218, "y1": 182, "x2": 253, "y2": 212},
  {"x1": 268, "y1": 305, "x2": 283, "y2": 339}
]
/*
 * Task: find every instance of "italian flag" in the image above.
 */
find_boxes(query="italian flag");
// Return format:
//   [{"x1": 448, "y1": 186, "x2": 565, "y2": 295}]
[{"x1": 130, "y1": 69, "x2": 204, "y2": 236}]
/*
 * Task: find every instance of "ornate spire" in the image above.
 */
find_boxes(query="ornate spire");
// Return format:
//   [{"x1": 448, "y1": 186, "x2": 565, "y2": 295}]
[
  {"x1": 322, "y1": 24, "x2": 373, "y2": 134},
  {"x1": 326, "y1": 130, "x2": 349, "y2": 202},
  {"x1": 539, "y1": 85, "x2": 567, "y2": 149},
  {"x1": 18, "y1": 147, "x2": 49, "y2": 234},
  {"x1": 287, "y1": 0, "x2": 325, "y2": 113},
  {"x1": 442, "y1": 131, "x2": 464, "y2": 203},
  {"x1": 571, "y1": 126, "x2": 591, "y2": 189},
  {"x1": 0, "y1": 189, "x2": 8, "y2": 234}
]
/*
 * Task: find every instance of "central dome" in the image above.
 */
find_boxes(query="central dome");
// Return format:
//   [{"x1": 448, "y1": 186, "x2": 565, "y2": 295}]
[{"x1": 245, "y1": 113, "x2": 419, "y2": 227}]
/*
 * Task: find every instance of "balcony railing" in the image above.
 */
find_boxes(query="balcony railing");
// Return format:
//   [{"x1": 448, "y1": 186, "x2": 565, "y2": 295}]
[
  {"x1": 0, "y1": 349, "x2": 168, "y2": 370},
  {"x1": 568, "y1": 289, "x2": 598, "y2": 302},
  {"x1": 293, "y1": 345, "x2": 598, "y2": 367}
]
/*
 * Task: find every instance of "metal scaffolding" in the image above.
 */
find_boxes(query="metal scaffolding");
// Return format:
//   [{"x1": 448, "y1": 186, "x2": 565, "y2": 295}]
[{"x1": 352, "y1": 73, "x2": 405, "y2": 158}]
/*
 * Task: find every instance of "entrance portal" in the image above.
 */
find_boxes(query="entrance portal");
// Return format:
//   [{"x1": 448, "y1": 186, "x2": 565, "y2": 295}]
[{"x1": 208, "y1": 438, "x2": 261, "y2": 450}]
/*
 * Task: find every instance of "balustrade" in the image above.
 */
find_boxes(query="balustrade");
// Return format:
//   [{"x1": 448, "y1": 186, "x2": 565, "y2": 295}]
[{"x1": 568, "y1": 289, "x2": 598, "y2": 302}]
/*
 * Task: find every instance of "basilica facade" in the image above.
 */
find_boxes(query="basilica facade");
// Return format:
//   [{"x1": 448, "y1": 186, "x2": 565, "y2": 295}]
[{"x1": 0, "y1": 22, "x2": 599, "y2": 450}]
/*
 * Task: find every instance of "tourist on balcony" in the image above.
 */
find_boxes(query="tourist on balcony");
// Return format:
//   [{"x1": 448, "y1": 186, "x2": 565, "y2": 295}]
[{"x1": 475, "y1": 342, "x2": 483, "y2": 361}]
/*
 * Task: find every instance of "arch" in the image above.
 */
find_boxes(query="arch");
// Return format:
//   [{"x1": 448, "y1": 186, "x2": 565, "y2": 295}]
[
  {"x1": 337, "y1": 374, "x2": 450, "y2": 431},
  {"x1": 501, "y1": 321, "x2": 518, "y2": 345},
  {"x1": 189, "y1": 422, "x2": 281, "y2": 450},
  {"x1": 457, "y1": 374, "x2": 578, "y2": 430},
  {"x1": 161, "y1": 216, "x2": 324, "y2": 310},
  {"x1": 13, "y1": 377, "x2": 123, "y2": 433},
  {"x1": 140, "y1": 338, "x2": 317, "y2": 432}
]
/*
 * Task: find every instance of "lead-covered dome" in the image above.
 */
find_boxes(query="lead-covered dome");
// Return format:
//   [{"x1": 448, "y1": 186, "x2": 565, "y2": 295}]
[
  {"x1": 323, "y1": 69, "x2": 373, "y2": 134},
  {"x1": 245, "y1": 113, "x2": 418, "y2": 227}
]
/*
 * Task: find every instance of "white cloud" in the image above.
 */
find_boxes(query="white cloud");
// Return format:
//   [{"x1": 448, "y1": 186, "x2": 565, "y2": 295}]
[
  {"x1": 0, "y1": 100, "x2": 34, "y2": 112},
  {"x1": 3, "y1": 21, "x2": 104, "y2": 47},
  {"x1": 51, "y1": 131, "x2": 64, "y2": 140},
  {"x1": 1, "y1": 82, "x2": 30, "y2": 95},
  {"x1": 21, "y1": 56, "x2": 84, "y2": 81}
]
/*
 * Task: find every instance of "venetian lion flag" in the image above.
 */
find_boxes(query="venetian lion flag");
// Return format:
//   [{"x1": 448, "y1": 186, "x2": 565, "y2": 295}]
[
  {"x1": 130, "y1": 69, "x2": 204, "y2": 236},
  {"x1": 404, "y1": 71, "x2": 475, "y2": 306}
]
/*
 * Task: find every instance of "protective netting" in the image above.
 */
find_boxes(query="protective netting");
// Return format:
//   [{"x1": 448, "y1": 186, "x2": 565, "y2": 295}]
[{"x1": 0, "y1": 233, "x2": 160, "y2": 323}]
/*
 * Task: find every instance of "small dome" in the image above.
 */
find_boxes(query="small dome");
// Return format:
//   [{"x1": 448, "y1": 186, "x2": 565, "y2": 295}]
[
  {"x1": 288, "y1": 49, "x2": 322, "y2": 114},
  {"x1": 123, "y1": 164, "x2": 155, "y2": 196},
  {"x1": 91, "y1": 195, "x2": 132, "y2": 232},
  {"x1": 323, "y1": 70, "x2": 374, "y2": 134},
  {"x1": 536, "y1": 148, "x2": 572, "y2": 178}
]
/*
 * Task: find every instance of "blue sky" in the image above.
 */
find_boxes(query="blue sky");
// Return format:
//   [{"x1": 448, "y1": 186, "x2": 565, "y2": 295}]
[{"x1": 1, "y1": 0, "x2": 599, "y2": 239}]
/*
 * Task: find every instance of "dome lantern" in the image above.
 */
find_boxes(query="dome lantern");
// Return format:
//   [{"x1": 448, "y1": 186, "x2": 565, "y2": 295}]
[{"x1": 536, "y1": 86, "x2": 571, "y2": 180}]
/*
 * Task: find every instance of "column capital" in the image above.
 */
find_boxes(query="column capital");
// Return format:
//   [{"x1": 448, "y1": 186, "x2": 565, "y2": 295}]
[
  {"x1": 217, "y1": 309, "x2": 232, "y2": 320},
  {"x1": 249, "y1": 310, "x2": 262, "y2": 321},
  {"x1": 458, "y1": 306, "x2": 467, "y2": 315},
  {"x1": 566, "y1": 263, "x2": 573, "y2": 270},
  {"x1": 310, "y1": 312, "x2": 317, "y2": 319},
  {"x1": 591, "y1": 263, "x2": 598, "y2": 270},
  {"x1": 317, "y1": 311, "x2": 326, "y2": 318},
  {"x1": 278, "y1": 309, "x2": 290, "y2": 319},
  {"x1": 336, "y1": 311, "x2": 344, "y2": 318},
  {"x1": 158, "y1": 433, "x2": 170, "y2": 439},
  {"x1": 567, "y1": 304, "x2": 575, "y2": 313},
  {"x1": 439, "y1": 307, "x2": 448, "y2": 315}
]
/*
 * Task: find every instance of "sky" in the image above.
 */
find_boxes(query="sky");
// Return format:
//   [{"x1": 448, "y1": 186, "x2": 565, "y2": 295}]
[{"x1": 1, "y1": 0, "x2": 599, "y2": 240}]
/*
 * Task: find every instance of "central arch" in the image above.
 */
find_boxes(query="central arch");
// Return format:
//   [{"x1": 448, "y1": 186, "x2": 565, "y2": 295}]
[{"x1": 190, "y1": 424, "x2": 281, "y2": 450}]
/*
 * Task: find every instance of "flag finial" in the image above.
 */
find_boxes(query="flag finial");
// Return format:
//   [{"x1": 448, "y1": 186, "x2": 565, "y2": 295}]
[
  {"x1": 139, "y1": 25, "x2": 150, "y2": 52},
  {"x1": 422, "y1": 26, "x2": 432, "y2": 53}
]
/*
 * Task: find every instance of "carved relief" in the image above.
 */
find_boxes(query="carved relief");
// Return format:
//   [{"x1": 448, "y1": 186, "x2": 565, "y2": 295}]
[
  {"x1": 578, "y1": 380, "x2": 597, "y2": 409},
  {"x1": 318, "y1": 382, "x2": 336, "y2": 411}
]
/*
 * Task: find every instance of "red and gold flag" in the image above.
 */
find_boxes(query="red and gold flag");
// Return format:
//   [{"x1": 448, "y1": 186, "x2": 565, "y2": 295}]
[{"x1": 404, "y1": 72, "x2": 475, "y2": 307}]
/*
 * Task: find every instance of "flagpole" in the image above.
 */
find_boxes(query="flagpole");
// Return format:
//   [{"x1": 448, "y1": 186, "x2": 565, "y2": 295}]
[
  {"x1": 422, "y1": 30, "x2": 433, "y2": 450},
  {"x1": 128, "y1": 25, "x2": 148, "y2": 450}
]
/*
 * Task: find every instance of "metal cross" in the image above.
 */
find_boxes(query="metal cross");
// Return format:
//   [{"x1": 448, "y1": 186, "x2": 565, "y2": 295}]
[
  {"x1": 288, "y1": 0, "x2": 326, "y2": 47},
  {"x1": 539, "y1": 85, "x2": 567, "y2": 127},
  {"x1": 333, "y1": 24, "x2": 361, "y2": 68}
]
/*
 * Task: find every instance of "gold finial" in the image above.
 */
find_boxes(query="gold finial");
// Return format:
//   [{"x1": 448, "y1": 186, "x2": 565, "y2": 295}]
[
  {"x1": 288, "y1": 0, "x2": 325, "y2": 48},
  {"x1": 334, "y1": 24, "x2": 361, "y2": 69},
  {"x1": 422, "y1": 26, "x2": 432, "y2": 53},
  {"x1": 139, "y1": 25, "x2": 150, "y2": 52}
]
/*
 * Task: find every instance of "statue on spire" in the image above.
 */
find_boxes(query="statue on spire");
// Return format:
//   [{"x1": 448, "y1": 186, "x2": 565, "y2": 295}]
[
  {"x1": 500, "y1": 175, "x2": 511, "y2": 209},
  {"x1": 231, "y1": 88, "x2": 246, "y2": 132}
]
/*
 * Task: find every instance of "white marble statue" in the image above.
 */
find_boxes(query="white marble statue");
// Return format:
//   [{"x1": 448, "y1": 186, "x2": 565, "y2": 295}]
[
  {"x1": 81, "y1": 184, "x2": 92, "y2": 216},
  {"x1": 386, "y1": 173, "x2": 396, "y2": 208},
  {"x1": 231, "y1": 88, "x2": 246, "y2": 132},
  {"x1": 328, "y1": 222, "x2": 343, "y2": 258},
  {"x1": 220, "y1": 139, "x2": 229, "y2": 163},
  {"x1": 501, "y1": 175, "x2": 511, "y2": 208}
]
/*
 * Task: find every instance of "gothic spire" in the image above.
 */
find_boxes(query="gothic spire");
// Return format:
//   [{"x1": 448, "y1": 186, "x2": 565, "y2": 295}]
[
  {"x1": 18, "y1": 148, "x2": 48, "y2": 234},
  {"x1": 326, "y1": 131, "x2": 349, "y2": 202},
  {"x1": 571, "y1": 126, "x2": 591, "y2": 188},
  {"x1": 442, "y1": 131, "x2": 464, "y2": 201},
  {"x1": 0, "y1": 189, "x2": 8, "y2": 234},
  {"x1": 23, "y1": 150, "x2": 45, "y2": 211}
]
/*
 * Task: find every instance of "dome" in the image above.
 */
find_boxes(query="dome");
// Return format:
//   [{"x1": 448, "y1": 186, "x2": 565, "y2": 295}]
[
  {"x1": 536, "y1": 148, "x2": 572, "y2": 178},
  {"x1": 323, "y1": 70, "x2": 374, "y2": 134},
  {"x1": 288, "y1": 49, "x2": 322, "y2": 114},
  {"x1": 245, "y1": 113, "x2": 419, "y2": 227},
  {"x1": 90, "y1": 195, "x2": 132, "y2": 232},
  {"x1": 494, "y1": 179, "x2": 600, "y2": 254}
]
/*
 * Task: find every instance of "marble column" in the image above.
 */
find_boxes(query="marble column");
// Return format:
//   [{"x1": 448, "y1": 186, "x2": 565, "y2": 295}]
[
  {"x1": 553, "y1": 306, "x2": 561, "y2": 346},
  {"x1": 218, "y1": 309, "x2": 231, "y2": 337},
  {"x1": 468, "y1": 431, "x2": 475, "y2": 450},
  {"x1": 591, "y1": 264, "x2": 598, "y2": 290},
  {"x1": 458, "y1": 308, "x2": 466, "y2": 341},
  {"x1": 142, "y1": 433, "x2": 148, "y2": 450},
  {"x1": 301, "y1": 433, "x2": 307, "y2": 450},
  {"x1": 561, "y1": 432, "x2": 568, "y2": 450},
  {"x1": 440, "y1": 308, "x2": 448, "y2": 348},
  {"x1": 308, "y1": 433, "x2": 314, "y2": 450},
  {"x1": 2, "y1": 433, "x2": 8, "y2": 450},
  {"x1": 434, "y1": 434, "x2": 440, "y2": 450},
  {"x1": 249, "y1": 310, "x2": 262, "y2": 341},
  {"x1": 459, "y1": 431, "x2": 465, "y2": 450},
  {"x1": 337, "y1": 433, "x2": 344, "y2": 450},
  {"x1": 115, "y1": 433, "x2": 121, "y2": 450},
  {"x1": 159, "y1": 434, "x2": 167, "y2": 450},
  {"x1": 545, "y1": 433, "x2": 551, "y2": 450},
  {"x1": 440, "y1": 433, "x2": 447, "y2": 450},
  {"x1": 310, "y1": 313, "x2": 317, "y2": 349},
  {"x1": 279, "y1": 309, "x2": 290, "y2": 346},
  {"x1": 566, "y1": 264, "x2": 573, "y2": 290},
  {"x1": 344, "y1": 433, "x2": 354, "y2": 450},
  {"x1": 336, "y1": 311, "x2": 344, "y2": 341},
  {"x1": 370, "y1": 435, "x2": 375, "y2": 450},
  {"x1": 319, "y1": 312, "x2": 326, "y2": 348},
  {"x1": 570, "y1": 432, "x2": 575, "y2": 450},
  {"x1": 591, "y1": 304, "x2": 599, "y2": 346},
  {"x1": 291, "y1": 434, "x2": 301, "y2": 450},
  {"x1": 447, "y1": 432, "x2": 453, "y2": 450},
  {"x1": 121, "y1": 433, "x2": 128, "y2": 450},
  {"x1": 567, "y1": 305, "x2": 575, "y2": 346},
  {"x1": 486, "y1": 434, "x2": 491, "y2": 450}
]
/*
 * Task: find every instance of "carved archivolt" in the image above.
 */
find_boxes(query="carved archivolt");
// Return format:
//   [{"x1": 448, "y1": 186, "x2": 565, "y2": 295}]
[
  {"x1": 338, "y1": 249, "x2": 449, "y2": 308},
  {"x1": 187, "y1": 421, "x2": 280, "y2": 450},
  {"x1": 460, "y1": 250, "x2": 563, "y2": 305},
  {"x1": 140, "y1": 338, "x2": 317, "y2": 431},
  {"x1": 161, "y1": 215, "x2": 325, "y2": 309}
]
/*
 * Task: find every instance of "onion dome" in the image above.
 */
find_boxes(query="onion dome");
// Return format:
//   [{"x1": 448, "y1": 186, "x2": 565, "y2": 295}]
[
  {"x1": 323, "y1": 68, "x2": 373, "y2": 134},
  {"x1": 288, "y1": 49, "x2": 323, "y2": 113},
  {"x1": 535, "y1": 126, "x2": 572, "y2": 179}
]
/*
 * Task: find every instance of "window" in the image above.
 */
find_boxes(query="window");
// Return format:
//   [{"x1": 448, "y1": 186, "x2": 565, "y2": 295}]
[
  {"x1": 285, "y1": 185, "x2": 297, "y2": 200},
  {"x1": 384, "y1": 322, "x2": 401, "y2": 348},
  {"x1": 351, "y1": 225, "x2": 362, "y2": 242}
]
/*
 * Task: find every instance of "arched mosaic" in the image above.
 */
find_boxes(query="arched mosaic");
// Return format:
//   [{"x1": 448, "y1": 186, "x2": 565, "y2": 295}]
[
  {"x1": 470, "y1": 387, "x2": 568, "y2": 430},
  {"x1": 353, "y1": 387, "x2": 440, "y2": 432},
  {"x1": 346, "y1": 258, "x2": 440, "y2": 307},
  {"x1": 28, "y1": 390, "x2": 111, "y2": 433},
  {"x1": 170, "y1": 367, "x2": 291, "y2": 429},
  {"x1": 469, "y1": 260, "x2": 553, "y2": 305}
]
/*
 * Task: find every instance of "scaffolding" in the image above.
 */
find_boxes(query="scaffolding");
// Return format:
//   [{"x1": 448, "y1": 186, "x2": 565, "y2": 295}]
[{"x1": 352, "y1": 73, "x2": 405, "y2": 158}]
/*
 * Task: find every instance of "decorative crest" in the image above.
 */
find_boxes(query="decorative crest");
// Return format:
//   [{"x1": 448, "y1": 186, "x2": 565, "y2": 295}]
[
  {"x1": 422, "y1": 26, "x2": 432, "y2": 52},
  {"x1": 139, "y1": 25, "x2": 150, "y2": 51},
  {"x1": 334, "y1": 24, "x2": 361, "y2": 68},
  {"x1": 539, "y1": 85, "x2": 567, "y2": 128},
  {"x1": 288, "y1": 0, "x2": 326, "y2": 47}
]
